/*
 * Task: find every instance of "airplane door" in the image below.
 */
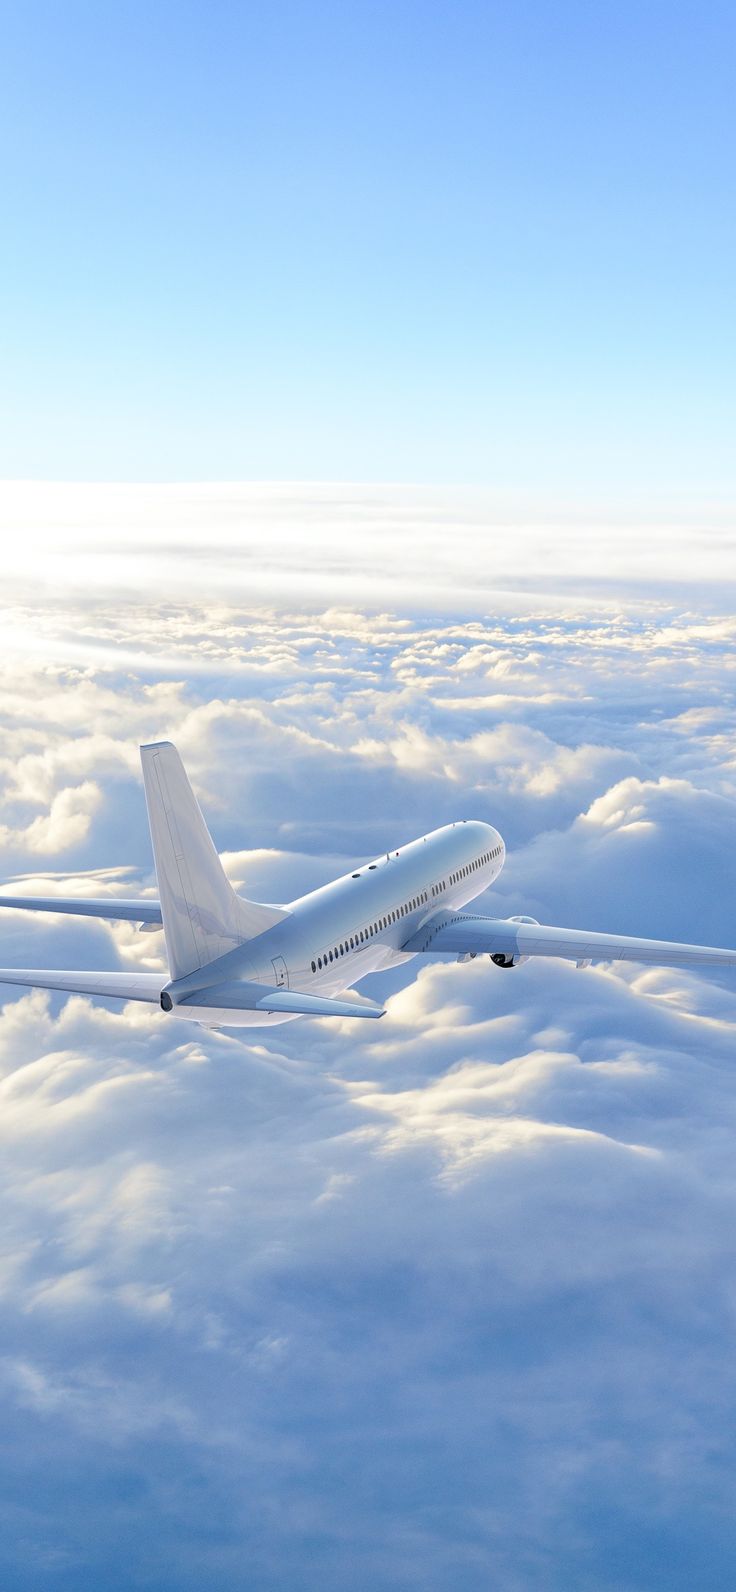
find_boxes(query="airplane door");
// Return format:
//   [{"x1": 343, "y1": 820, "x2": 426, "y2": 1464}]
[{"x1": 272, "y1": 955, "x2": 289, "y2": 989}]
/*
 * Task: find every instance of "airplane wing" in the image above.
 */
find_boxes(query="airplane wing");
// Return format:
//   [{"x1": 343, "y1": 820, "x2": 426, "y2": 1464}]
[
  {"x1": 0, "y1": 895, "x2": 162, "y2": 926},
  {"x1": 402, "y1": 912, "x2": 736, "y2": 969}
]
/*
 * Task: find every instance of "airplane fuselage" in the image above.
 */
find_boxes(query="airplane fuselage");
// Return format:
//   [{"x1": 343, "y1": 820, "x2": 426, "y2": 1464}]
[{"x1": 181, "y1": 820, "x2": 504, "y2": 1025}]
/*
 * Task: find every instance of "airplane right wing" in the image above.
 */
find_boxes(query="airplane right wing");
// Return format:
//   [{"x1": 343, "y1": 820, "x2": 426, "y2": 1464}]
[{"x1": 402, "y1": 912, "x2": 736, "y2": 969}]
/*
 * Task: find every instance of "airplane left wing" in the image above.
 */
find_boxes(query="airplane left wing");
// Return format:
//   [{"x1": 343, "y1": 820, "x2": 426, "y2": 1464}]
[
  {"x1": 403, "y1": 912, "x2": 736, "y2": 969},
  {"x1": 0, "y1": 895, "x2": 162, "y2": 926}
]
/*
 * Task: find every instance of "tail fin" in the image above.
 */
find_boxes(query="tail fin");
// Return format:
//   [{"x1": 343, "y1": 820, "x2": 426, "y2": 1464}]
[{"x1": 140, "y1": 742, "x2": 286, "y2": 979}]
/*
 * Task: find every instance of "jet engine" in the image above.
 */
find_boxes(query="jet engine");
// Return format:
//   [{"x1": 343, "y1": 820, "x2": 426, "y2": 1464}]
[{"x1": 490, "y1": 915, "x2": 539, "y2": 968}]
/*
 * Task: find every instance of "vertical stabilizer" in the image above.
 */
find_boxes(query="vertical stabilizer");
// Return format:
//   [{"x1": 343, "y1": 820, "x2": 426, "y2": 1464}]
[{"x1": 140, "y1": 742, "x2": 286, "y2": 979}]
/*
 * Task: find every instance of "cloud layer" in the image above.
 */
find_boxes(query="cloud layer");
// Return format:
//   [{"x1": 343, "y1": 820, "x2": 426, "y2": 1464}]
[{"x1": 1, "y1": 586, "x2": 736, "y2": 1588}]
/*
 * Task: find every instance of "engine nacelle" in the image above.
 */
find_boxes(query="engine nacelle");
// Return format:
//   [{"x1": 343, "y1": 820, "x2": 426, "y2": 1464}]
[{"x1": 490, "y1": 915, "x2": 539, "y2": 969}]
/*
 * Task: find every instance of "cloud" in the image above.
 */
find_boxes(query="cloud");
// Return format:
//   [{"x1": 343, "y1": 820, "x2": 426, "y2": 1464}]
[
  {"x1": 2, "y1": 482, "x2": 736, "y2": 614},
  {"x1": 0, "y1": 583, "x2": 736, "y2": 1585}
]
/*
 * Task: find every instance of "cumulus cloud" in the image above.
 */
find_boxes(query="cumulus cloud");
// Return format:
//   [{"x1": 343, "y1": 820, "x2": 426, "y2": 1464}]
[{"x1": 1, "y1": 578, "x2": 736, "y2": 1587}]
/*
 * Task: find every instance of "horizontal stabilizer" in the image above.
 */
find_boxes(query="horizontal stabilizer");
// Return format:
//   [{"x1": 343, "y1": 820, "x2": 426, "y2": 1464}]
[
  {"x1": 176, "y1": 979, "x2": 384, "y2": 1019},
  {"x1": 0, "y1": 968, "x2": 163, "y2": 1002},
  {"x1": 0, "y1": 895, "x2": 162, "y2": 926}
]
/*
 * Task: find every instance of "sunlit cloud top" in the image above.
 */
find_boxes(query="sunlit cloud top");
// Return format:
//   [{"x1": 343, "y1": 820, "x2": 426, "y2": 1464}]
[{"x1": 2, "y1": 482, "x2": 736, "y2": 617}]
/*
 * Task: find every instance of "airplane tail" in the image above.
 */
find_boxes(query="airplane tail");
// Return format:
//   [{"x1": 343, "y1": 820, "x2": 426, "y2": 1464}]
[{"x1": 140, "y1": 742, "x2": 286, "y2": 980}]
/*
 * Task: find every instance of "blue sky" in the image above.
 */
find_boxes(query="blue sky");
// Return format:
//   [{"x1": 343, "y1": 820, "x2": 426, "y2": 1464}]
[{"x1": 2, "y1": 0, "x2": 735, "y2": 488}]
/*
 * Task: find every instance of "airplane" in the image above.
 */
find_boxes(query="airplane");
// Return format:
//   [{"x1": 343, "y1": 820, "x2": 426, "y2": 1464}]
[{"x1": 0, "y1": 740, "x2": 735, "y2": 1027}]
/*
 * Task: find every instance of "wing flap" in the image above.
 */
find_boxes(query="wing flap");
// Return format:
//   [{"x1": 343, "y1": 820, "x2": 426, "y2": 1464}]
[
  {"x1": 0, "y1": 968, "x2": 164, "y2": 1002},
  {"x1": 177, "y1": 979, "x2": 384, "y2": 1019},
  {"x1": 403, "y1": 913, "x2": 736, "y2": 969},
  {"x1": 0, "y1": 895, "x2": 162, "y2": 926}
]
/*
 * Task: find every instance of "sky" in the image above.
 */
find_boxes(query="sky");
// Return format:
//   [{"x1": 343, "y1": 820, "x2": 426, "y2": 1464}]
[
  {"x1": 2, "y1": 0, "x2": 735, "y2": 494},
  {"x1": 3, "y1": 1, "x2": 736, "y2": 1587}
]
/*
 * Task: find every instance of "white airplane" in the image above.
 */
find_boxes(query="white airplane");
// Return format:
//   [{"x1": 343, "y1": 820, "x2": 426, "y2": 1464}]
[{"x1": 1, "y1": 740, "x2": 735, "y2": 1027}]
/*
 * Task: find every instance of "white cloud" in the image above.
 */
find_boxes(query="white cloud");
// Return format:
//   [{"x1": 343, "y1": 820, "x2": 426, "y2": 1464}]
[{"x1": 0, "y1": 581, "x2": 735, "y2": 1584}]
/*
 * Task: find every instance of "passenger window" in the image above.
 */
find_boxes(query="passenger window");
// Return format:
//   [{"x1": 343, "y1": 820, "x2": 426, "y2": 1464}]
[
  {"x1": 329, "y1": 950, "x2": 333, "y2": 962},
  {"x1": 311, "y1": 960, "x2": 316, "y2": 973}
]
